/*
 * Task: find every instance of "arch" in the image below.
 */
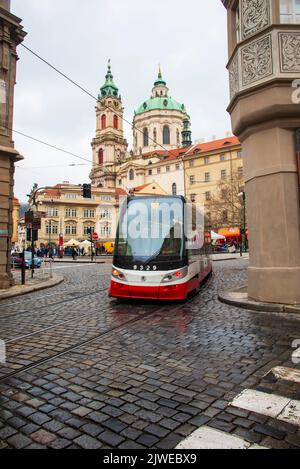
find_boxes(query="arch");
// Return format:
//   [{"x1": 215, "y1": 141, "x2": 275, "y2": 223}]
[
  {"x1": 101, "y1": 114, "x2": 106, "y2": 129},
  {"x1": 163, "y1": 125, "x2": 170, "y2": 145},
  {"x1": 98, "y1": 148, "x2": 104, "y2": 165},
  {"x1": 172, "y1": 183, "x2": 177, "y2": 196},
  {"x1": 129, "y1": 169, "x2": 134, "y2": 181},
  {"x1": 143, "y1": 127, "x2": 149, "y2": 147},
  {"x1": 113, "y1": 115, "x2": 118, "y2": 130}
]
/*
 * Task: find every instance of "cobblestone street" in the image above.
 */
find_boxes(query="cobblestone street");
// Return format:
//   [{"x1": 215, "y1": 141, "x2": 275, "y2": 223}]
[{"x1": 0, "y1": 260, "x2": 300, "y2": 449}]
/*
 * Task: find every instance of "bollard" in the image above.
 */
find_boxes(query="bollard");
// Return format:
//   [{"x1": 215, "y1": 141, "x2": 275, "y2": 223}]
[{"x1": 49, "y1": 258, "x2": 53, "y2": 279}]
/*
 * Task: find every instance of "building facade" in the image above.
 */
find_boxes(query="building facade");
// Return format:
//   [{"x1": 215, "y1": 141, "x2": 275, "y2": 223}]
[
  {"x1": 0, "y1": 1, "x2": 25, "y2": 288},
  {"x1": 222, "y1": 0, "x2": 300, "y2": 304},
  {"x1": 34, "y1": 183, "x2": 122, "y2": 248}
]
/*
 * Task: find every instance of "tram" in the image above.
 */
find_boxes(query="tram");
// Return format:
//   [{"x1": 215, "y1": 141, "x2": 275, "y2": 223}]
[{"x1": 109, "y1": 195, "x2": 212, "y2": 301}]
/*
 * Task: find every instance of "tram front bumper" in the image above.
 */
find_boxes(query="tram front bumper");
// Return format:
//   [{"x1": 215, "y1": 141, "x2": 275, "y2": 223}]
[{"x1": 109, "y1": 280, "x2": 189, "y2": 300}]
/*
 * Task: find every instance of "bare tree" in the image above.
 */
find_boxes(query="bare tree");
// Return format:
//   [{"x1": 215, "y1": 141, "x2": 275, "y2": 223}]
[{"x1": 205, "y1": 170, "x2": 246, "y2": 231}]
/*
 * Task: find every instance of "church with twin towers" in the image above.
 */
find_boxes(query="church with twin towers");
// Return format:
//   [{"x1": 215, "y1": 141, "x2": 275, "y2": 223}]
[{"x1": 90, "y1": 61, "x2": 192, "y2": 196}]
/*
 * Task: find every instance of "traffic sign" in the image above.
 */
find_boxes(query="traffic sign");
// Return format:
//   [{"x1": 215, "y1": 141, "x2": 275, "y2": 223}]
[{"x1": 92, "y1": 232, "x2": 99, "y2": 241}]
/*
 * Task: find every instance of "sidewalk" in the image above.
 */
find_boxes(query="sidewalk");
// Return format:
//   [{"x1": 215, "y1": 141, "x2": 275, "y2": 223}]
[
  {"x1": 219, "y1": 284, "x2": 300, "y2": 314},
  {"x1": 211, "y1": 253, "x2": 249, "y2": 261},
  {"x1": 43, "y1": 256, "x2": 111, "y2": 264},
  {"x1": 0, "y1": 269, "x2": 64, "y2": 301}
]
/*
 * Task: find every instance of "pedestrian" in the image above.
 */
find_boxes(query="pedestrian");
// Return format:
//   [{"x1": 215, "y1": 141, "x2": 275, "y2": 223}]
[{"x1": 72, "y1": 247, "x2": 77, "y2": 260}]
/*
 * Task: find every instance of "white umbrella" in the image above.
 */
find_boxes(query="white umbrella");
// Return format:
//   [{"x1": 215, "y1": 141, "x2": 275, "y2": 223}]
[
  {"x1": 79, "y1": 240, "x2": 92, "y2": 248},
  {"x1": 64, "y1": 239, "x2": 80, "y2": 247},
  {"x1": 211, "y1": 231, "x2": 226, "y2": 240}
]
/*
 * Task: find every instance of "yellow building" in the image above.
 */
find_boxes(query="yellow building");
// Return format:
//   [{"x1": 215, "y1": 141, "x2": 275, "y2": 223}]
[
  {"x1": 34, "y1": 183, "x2": 124, "y2": 248},
  {"x1": 184, "y1": 136, "x2": 244, "y2": 231}
]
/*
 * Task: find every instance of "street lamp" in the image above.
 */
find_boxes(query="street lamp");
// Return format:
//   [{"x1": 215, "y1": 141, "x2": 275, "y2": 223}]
[{"x1": 238, "y1": 191, "x2": 246, "y2": 256}]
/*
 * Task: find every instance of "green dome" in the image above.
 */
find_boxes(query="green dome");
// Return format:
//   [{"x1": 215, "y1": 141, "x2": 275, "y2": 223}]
[{"x1": 135, "y1": 97, "x2": 185, "y2": 116}]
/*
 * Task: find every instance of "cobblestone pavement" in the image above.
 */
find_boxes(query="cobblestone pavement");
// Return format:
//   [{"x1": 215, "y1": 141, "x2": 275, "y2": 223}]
[{"x1": 0, "y1": 260, "x2": 299, "y2": 449}]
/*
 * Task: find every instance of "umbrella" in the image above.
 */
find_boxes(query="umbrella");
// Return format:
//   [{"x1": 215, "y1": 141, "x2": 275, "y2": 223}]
[
  {"x1": 211, "y1": 231, "x2": 226, "y2": 240},
  {"x1": 64, "y1": 239, "x2": 80, "y2": 247}
]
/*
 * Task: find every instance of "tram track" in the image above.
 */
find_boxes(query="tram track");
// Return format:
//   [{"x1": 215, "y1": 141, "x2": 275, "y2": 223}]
[
  {"x1": 0, "y1": 286, "x2": 109, "y2": 321},
  {"x1": 0, "y1": 274, "x2": 214, "y2": 384}
]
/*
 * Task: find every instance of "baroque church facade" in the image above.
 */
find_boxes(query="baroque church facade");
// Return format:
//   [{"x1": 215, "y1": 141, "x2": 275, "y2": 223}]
[{"x1": 90, "y1": 62, "x2": 192, "y2": 196}]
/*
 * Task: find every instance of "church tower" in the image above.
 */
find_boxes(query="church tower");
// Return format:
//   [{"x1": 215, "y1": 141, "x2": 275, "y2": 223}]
[
  {"x1": 182, "y1": 112, "x2": 192, "y2": 148},
  {"x1": 90, "y1": 61, "x2": 128, "y2": 188}
]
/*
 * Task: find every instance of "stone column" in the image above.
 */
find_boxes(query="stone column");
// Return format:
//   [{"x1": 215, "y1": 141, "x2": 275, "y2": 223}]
[
  {"x1": 0, "y1": 2, "x2": 26, "y2": 289},
  {"x1": 222, "y1": 0, "x2": 300, "y2": 304}
]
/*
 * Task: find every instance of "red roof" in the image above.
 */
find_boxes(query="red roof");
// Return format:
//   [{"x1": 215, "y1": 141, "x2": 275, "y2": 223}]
[
  {"x1": 142, "y1": 136, "x2": 240, "y2": 161},
  {"x1": 185, "y1": 136, "x2": 240, "y2": 156},
  {"x1": 42, "y1": 188, "x2": 61, "y2": 196},
  {"x1": 115, "y1": 187, "x2": 127, "y2": 197},
  {"x1": 131, "y1": 183, "x2": 151, "y2": 192}
]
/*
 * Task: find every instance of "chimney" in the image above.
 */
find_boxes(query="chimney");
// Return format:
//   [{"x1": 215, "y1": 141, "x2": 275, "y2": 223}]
[{"x1": 0, "y1": 1, "x2": 11, "y2": 11}]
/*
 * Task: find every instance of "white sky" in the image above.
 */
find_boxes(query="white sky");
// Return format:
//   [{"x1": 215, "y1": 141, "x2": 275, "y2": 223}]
[{"x1": 12, "y1": 0, "x2": 231, "y2": 202}]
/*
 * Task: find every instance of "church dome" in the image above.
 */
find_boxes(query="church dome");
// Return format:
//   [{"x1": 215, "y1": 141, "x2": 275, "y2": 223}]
[
  {"x1": 135, "y1": 96, "x2": 185, "y2": 116},
  {"x1": 134, "y1": 68, "x2": 185, "y2": 116}
]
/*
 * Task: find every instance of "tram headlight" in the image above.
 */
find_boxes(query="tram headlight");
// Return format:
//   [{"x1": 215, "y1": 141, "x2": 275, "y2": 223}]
[
  {"x1": 162, "y1": 267, "x2": 188, "y2": 283},
  {"x1": 112, "y1": 269, "x2": 126, "y2": 281}
]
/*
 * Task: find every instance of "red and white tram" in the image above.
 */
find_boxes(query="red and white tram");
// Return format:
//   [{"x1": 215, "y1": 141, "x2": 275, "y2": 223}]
[{"x1": 109, "y1": 195, "x2": 212, "y2": 301}]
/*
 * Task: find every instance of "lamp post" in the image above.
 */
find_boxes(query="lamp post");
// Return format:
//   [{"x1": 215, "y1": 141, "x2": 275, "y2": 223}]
[{"x1": 238, "y1": 191, "x2": 246, "y2": 257}]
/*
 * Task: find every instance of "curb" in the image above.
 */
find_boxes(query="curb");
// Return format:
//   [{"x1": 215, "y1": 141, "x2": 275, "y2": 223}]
[
  {"x1": 218, "y1": 285, "x2": 300, "y2": 313},
  {"x1": 0, "y1": 275, "x2": 64, "y2": 301}
]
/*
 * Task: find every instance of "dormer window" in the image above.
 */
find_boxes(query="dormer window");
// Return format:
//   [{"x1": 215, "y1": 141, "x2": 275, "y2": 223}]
[{"x1": 280, "y1": 0, "x2": 300, "y2": 23}]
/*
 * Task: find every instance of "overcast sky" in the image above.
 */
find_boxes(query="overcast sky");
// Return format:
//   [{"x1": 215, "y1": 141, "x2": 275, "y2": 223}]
[{"x1": 12, "y1": 0, "x2": 231, "y2": 202}]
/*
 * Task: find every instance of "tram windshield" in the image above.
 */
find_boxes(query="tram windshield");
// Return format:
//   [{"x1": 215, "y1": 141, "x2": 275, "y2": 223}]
[{"x1": 114, "y1": 197, "x2": 186, "y2": 269}]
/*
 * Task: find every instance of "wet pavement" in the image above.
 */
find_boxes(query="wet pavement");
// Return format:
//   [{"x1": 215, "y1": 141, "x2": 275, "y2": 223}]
[{"x1": 0, "y1": 260, "x2": 300, "y2": 449}]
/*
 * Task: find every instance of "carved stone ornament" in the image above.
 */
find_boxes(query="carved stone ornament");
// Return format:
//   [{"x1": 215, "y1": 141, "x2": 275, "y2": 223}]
[
  {"x1": 279, "y1": 33, "x2": 300, "y2": 73},
  {"x1": 229, "y1": 52, "x2": 240, "y2": 99},
  {"x1": 241, "y1": 34, "x2": 273, "y2": 86},
  {"x1": 241, "y1": 0, "x2": 270, "y2": 40}
]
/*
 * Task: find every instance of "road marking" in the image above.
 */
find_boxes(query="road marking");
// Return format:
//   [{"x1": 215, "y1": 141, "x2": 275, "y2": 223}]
[
  {"x1": 231, "y1": 389, "x2": 300, "y2": 427},
  {"x1": 231, "y1": 389, "x2": 290, "y2": 419},
  {"x1": 267, "y1": 366, "x2": 300, "y2": 384},
  {"x1": 279, "y1": 400, "x2": 300, "y2": 427},
  {"x1": 175, "y1": 426, "x2": 268, "y2": 449}
]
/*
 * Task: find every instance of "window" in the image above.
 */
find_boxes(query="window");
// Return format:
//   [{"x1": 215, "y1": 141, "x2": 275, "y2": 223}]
[
  {"x1": 46, "y1": 224, "x2": 58, "y2": 235},
  {"x1": 220, "y1": 154, "x2": 226, "y2": 162},
  {"x1": 205, "y1": 191, "x2": 211, "y2": 201},
  {"x1": 163, "y1": 125, "x2": 170, "y2": 145},
  {"x1": 237, "y1": 151, "x2": 242, "y2": 159},
  {"x1": 238, "y1": 166, "x2": 244, "y2": 178},
  {"x1": 46, "y1": 208, "x2": 58, "y2": 217},
  {"x1": 172, "y1": 183, "x2": 177, "y2": 196},
  {"x1": 190, "y1": 194, "x2": 196, "y2": 203},
  {"x1": 280, "y1": 0, "x2": 300, "y2": 23},
  {"x1": 118, "y1": 179, "x2": 122, "y2": 185},
  {"x1": 65, "y1": 225, "x2": 77, "y2": 235},
  {"x1": 221, "y1": 169, "x2": 227, "y2": 180},
  {"x1": 204, "y1": 156, "x2": 209, "y2": 165},
  {"x1": 100, "y1": 210, "x2": 111, "y2": 219},
  {"x1": 84, "y1": 226, "x2": 95, "y2": 235},
  {"x1": 235, "y1": 4, "x2": 241, "y2": 42},
  {"x1": 98, "y1": 149, "x2": 104, "y2": 165},
  {"x1": 157, "y1": 168, "x2": 161, "y2": 174},
  {"x1": 129, "y1": 169, "x2": 134, "y2": 181},
  {"x1": 100, "y1": 226, "x2": 112, "y2": 237},
  {"x1": 190, "y1": 175, "x2": 195, "y2": 185},
  {"x1": 101, "y1": 114, "x2": 106, "y2": 129},
  {"x1": 148, "y1": 169, "x2": 152, "y2": 176},
  {"x1": 205, "y1": 172, "x2": 210, "y2": 183},
  {"x1": 83, "y1": 209, "x2": 95, "y2": 218},
  {"x1": 65, "y1": 193, "x2": 77, "y2": 199},
  {"x1": 175, "y1": 163, "x2": 180, "y2": 171},
  {"x1": 113, "y1": 115, "x2": 118, "y2": 130},
  {"x1": 65, "y1": 208, "x2": 77, "y2": 217},
  {"x1": 189, "y1": 160, "x2": 195, "y2": 168},
  {"x1": 143, "y1": 128, "x2": 149, "y2": 147},
  {"x1": 166, "y1": 166, "x2": 170, "y2": 172}
]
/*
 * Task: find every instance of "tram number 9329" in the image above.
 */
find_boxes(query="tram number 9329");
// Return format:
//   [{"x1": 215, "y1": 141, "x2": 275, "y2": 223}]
[{"x1": 133, "y1": 265, "x2": 157, "y2": 271}]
